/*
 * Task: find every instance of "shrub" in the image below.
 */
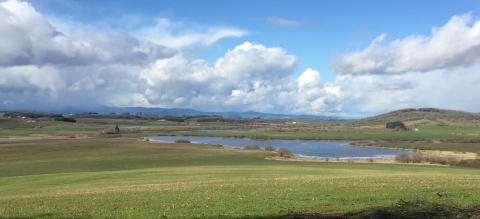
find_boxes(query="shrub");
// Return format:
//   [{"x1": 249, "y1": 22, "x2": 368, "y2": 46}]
[
  {"x1": 175, "y1": 139, "x2": 191, "y2": 143},
  {"x1": 325, "y1": 157, "x2": 329, "y2": 162},
  {"x1": 264, "y1": 145, "x2": 276, "y2": 151},
  {"x1": 411, "y1": 152, "x2": 424, "y2": 163},
  {"x1": 243, "y1": 145, "x2": 253, "y2": 150},
  {"x1": 446, "y1": 155, "x2": 458, "y2": 166},
  {"x1": 426, "y1": 154, "x2": 444, "y2": 164},
  {"x1": 278, "y1": 148, "x2": 293, "y2": 158},
  {"x1": 456, "y1": 159, "x2": 480, "y2": 168},
  {"x1": 251, "y1": 144, "x2": 261, "y2": 150},
  {"x1": 386, "y1": 121, "x2": 406, "y2": 130},
  {"x1": 394, "y1": 153, "x2": 411, "y2": 163}
]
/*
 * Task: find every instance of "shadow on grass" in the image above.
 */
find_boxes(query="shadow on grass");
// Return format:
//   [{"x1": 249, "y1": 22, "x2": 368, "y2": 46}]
[
  {"x1": 0, "y1": 214, "x2": 91, "y2": 219},
  {"x1": 271, "y1": 198, "x2": 480, "y2": 219},
  {"x1": 215, "y1": 197, "x2": 480, "y2": 219}
]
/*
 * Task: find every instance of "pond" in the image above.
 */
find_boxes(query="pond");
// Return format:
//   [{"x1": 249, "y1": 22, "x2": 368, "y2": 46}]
[{"x1": 146, "y1": 136, "x2": 412, "y2": 159}]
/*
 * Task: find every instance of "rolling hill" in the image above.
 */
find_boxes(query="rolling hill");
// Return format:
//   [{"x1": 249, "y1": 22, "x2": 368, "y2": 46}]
[{"x1": 353, "y1": 108, "x2": 480, "y2": 125}]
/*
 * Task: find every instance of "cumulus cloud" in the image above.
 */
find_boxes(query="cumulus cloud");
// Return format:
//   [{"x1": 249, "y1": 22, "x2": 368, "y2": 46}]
[
  {"x1": 266, "y1": 16, "x2": 304, "y2": 26},
  {"x1": 2, "y1": 0, "x2": 480, "y2": 117},
  {"x1": 0, "y1": 0, "x2": 177, "y2": 67},
  {"x1": 138, "y1": 42, "x2": 298, "y2": 111},
  {"x1": 331, "y1": 13, "x2": 480, "y2": 75},
  {"x1": 330, "y1": 66, "x2": 480, "y2": 116}
]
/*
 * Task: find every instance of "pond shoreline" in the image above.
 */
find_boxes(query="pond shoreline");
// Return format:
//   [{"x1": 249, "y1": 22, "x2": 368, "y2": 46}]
[
  {"x1": 145, "y1": 135, "x2": 413, "y2": 159},
  {"x1": 156, "y1": 133, "x2": 363, "y2": 142}
]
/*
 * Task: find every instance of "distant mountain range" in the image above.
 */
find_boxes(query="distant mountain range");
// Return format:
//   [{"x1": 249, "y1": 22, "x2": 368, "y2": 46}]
[{"x1": 2, "y1": 105, "x2": 341, "y2": 120}]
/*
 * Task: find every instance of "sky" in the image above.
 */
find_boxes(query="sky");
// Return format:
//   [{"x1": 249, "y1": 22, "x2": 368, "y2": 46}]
[{"x1": 1, "y1": 0, "x2": 480, "y2": 118}]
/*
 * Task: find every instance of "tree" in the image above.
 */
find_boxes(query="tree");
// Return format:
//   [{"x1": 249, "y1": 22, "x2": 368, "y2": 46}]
[
  {"x1": 386, "y1": 121, "x2": 406, "y2": 130},
  {"x1": 114, "y1": 125, "x2": 120, "y2": 134}
]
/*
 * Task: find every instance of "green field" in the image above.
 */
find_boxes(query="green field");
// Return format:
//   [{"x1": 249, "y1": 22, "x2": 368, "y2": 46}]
[
  {"x1": 1, "y1": 114, "x2": 480, "y2": 218},
  {"x1": 1, "y1": 138, "x2": 480, "y2": 218},
  {"x1": 156, "y1": 126, "x2": 480, "y2": 141}
]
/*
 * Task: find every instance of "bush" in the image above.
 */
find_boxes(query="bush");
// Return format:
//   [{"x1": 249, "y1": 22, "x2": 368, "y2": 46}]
[
  {"x1": 278, "y1": 148, "x2": 293, "y2": 158},
  {"x1": 457, "y1": 159, "x2": 480, "y2": 168},
  {"x1": 426, "y1": 154, "x2": 446, "y2": 165},
  {"x1": 446, "y1": 155, "x2": 458, "y2": 166},
  {"x1": 244, "y1": 145, "x2": 253, "y2": 150},
  {"x1": 394, "y1": 153, "x2": 411, "y2": 163},
  {"x1": 386, "y1": 121, "x2": 406, "y2": 130},
  {"x1": 175, "y1": 139, "x2": 191, "y2": 143},
  {"x1": 244, "y1": 144, "x2": 262, "y2": 150},
  {"x1": 264, "y1": 145, "x2": 276, "y2": 151},
  {"x1": 411, "y1": 152, "x2": 424, "y2": 163}
]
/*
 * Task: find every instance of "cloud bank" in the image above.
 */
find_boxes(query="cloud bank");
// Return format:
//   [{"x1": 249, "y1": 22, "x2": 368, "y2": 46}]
[
  {"x1": 1, "y1": 0, "x2": 480, "y2": 117},
  {"x1": 331, "y1": 13, "x2": 480, "y2": 75}
]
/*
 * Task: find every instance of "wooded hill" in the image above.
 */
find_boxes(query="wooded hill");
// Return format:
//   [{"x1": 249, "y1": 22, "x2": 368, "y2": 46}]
[{"x1": 353, "y1": 108, "x2": 480, "y2": 125}]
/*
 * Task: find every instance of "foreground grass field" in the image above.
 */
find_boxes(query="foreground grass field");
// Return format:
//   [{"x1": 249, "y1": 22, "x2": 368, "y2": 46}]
[{"x1": 1, "y1": 138, "x2": 480, "y2": 218}]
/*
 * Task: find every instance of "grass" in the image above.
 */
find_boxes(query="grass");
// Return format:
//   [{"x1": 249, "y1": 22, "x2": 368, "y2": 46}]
[
  {"x1": 0, "y1": 138, "x2": 275, "y2": 177},
  {"x1": 1, "y1": 117, "x2": 480, "y2": 218},
  {"x1": 159, "y1": 126, "x2": 480, "y2": 141},
  {"x1": 2, "y1": 166, "x2": 480, "y2": 218},
  {"x1": 1, "y1": 138, "x2": 480, "y2": 218}
]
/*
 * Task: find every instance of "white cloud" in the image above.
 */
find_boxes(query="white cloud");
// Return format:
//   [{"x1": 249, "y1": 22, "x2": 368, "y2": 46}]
[
  {"x1": 1, "y1": 1, "x2": 479, "y2": 117},
  {"x1": 331, "y1": 13, "x2": 480, "y2": 75},
  {"x1": 138, "y1": 18, "x2": 247, "y2": 48},
  {"x1": 266, "y1": 16, "x2": 304, "y2": 27},
  {"x1": 0, "y1": 0, "x2": 177, "y2": 67},
  {"x1": 329, "y1": 65, "x2": 480, "y2": 116},
  {"x1": 138, "y1": 42, "x2": 299, "y2": 111}
]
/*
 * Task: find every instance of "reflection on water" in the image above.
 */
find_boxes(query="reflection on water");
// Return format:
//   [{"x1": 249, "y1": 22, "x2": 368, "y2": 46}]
[{"x1": 146, "y1": 136, "x2": 412, "y2": 159}]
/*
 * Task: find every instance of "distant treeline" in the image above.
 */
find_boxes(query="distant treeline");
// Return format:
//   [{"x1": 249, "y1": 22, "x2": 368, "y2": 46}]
[
  {"x1": 386, "y1": 121, "x2": 406, "y2": 129},
  {"x1": 3, "y1": 110, "x2": 259, "y2": 124},
  {"x1": 197, "y1": 117, "x2": 250, "y2": 123},
  {"x1": 54, "y1": 117, "x2": 77, "y2": 123},
  {"x1": 75, "y1": 113, "x2": 148, "y2": 120},
  {"x1": 3, "y1": 111, "x2": 76, "y2": 123},
  {"x1": 3, "y1": 111, "x2": 63, "y2": 119},
  {"x1": 161, "y1": 115, "x2": 222, "y2": 123}
]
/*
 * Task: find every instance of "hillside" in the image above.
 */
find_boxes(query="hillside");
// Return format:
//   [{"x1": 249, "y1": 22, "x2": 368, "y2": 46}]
[{"x1": 353, "y1": 108, "x2": 480, "y2": 125}]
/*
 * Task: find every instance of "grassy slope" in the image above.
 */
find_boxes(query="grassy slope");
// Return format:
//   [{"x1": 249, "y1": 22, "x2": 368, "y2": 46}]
[
  {"x1": 156, "y1": 125, "x2": 480, "y2": 141},
  {"x1": 353, "y1": 108, "x2": 480, "y2": 125},
  {"x1": 1, "y1": 138, "x2": 480, "y2": 218}
]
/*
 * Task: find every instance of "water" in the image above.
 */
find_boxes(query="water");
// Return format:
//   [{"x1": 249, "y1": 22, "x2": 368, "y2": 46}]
[{"x1": 146, "y1": 136, "x2": 412, "y2": 159}]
